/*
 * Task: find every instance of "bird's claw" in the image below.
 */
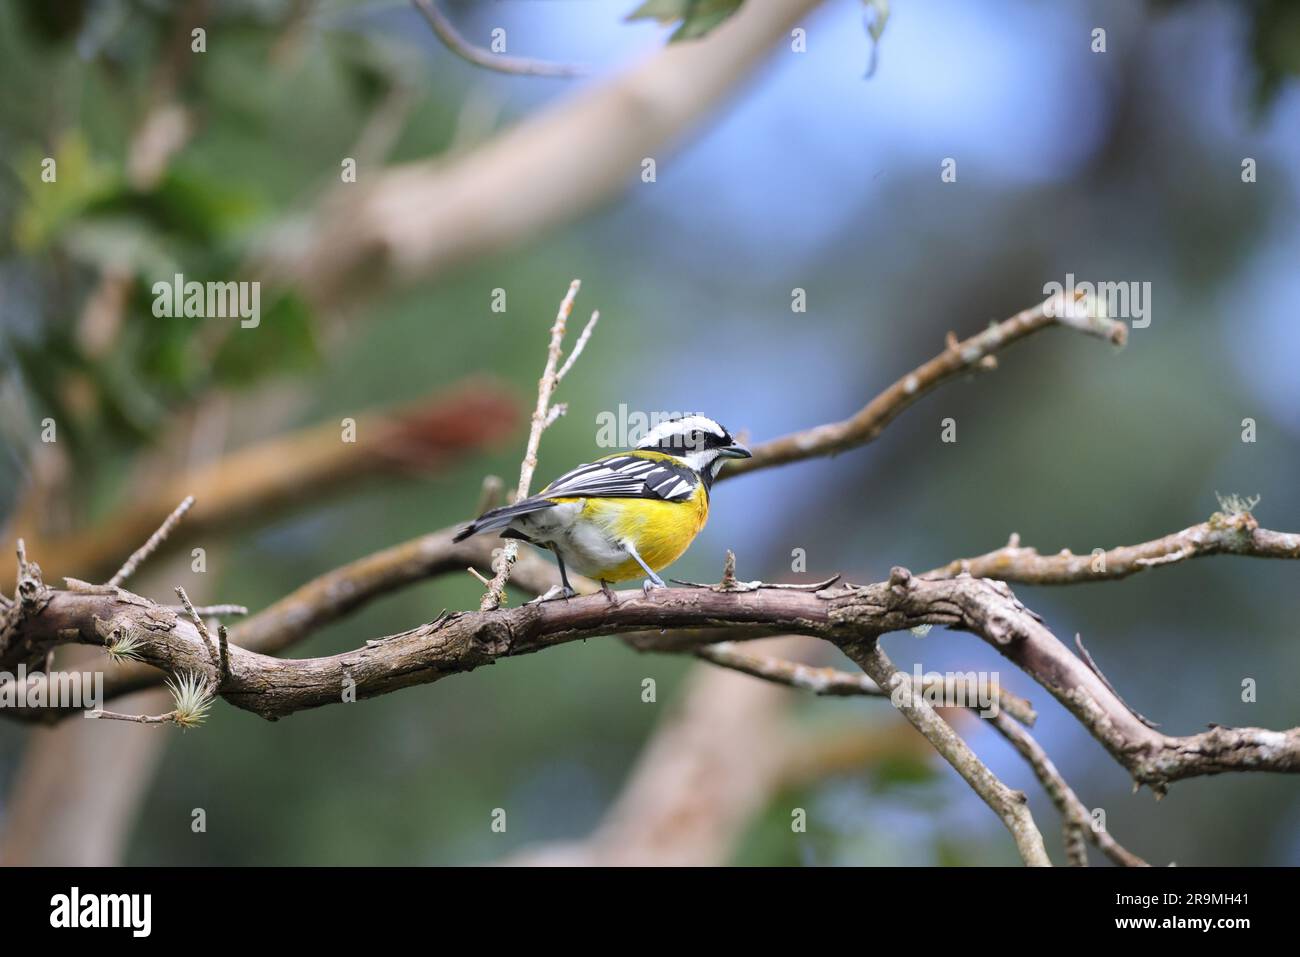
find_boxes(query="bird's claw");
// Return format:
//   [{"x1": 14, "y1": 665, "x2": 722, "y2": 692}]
[
  {"x1": 526, "y1": 585, "x2": 577, "y2": 604},
  {"x1": 642, "y1": 578, "x2": 667, "y2": 596}
]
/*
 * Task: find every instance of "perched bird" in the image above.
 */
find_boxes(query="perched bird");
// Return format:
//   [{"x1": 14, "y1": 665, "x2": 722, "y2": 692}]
[{"x1": 454, "y1": 414, "x2": 751, "y2": 596}]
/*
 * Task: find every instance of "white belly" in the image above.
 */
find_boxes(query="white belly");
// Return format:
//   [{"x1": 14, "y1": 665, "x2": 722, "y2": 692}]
[{"x1": 509, "y1": 502, "x2": 627, "y2": 578}]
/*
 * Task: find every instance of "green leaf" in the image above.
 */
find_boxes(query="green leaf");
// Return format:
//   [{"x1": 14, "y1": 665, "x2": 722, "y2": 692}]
[
  {"x1": 862, "y1": 0, "x2": 890, "y2": 78},
  {"x1": 86, "y1": 167, "x2": 261, "y2": 243},
  {"x1": 211, "y1": 291, "x2": 319, "y2": 386},
  {"x1": 12, "y1": 132, "x2": 119, "y2": 251},
  {"x1": 627, "y1": 0, "x2": 744, "y2": 43}
]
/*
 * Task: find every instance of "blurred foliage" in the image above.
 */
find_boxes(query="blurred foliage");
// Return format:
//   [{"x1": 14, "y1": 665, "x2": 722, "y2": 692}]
[
  {"x1": 0, "y1": 0, "x2": 423, "y2": 477},
  {"x1": 1156, "y1": 0, "x2": 1300, "y2": 112},
  {"x1": 626, "y1": 0, "x2": 745, "y2": 42}
]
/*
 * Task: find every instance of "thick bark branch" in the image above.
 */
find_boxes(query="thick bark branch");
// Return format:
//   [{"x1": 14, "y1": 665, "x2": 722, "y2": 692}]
[
  {"x1": 35, "y1": 527, "x2": 571, "y2": 713},
  {"x1": 5, "y1": 562, "x2": 1296, "y2": 793}
]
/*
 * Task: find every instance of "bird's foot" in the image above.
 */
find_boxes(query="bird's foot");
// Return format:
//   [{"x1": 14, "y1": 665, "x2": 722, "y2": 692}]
[
  {"x1": 526, "y1": 585, "x2": 577, "y2": 604},
  {"x1": 600, "y1": 580, "x2": 617, "y2": 602},
  {"x1": 642, "y1": 577, "x2": 667, "y2": 596}
]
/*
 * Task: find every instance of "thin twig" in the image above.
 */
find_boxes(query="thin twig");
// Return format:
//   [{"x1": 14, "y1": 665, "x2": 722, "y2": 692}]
[
  {"x1": 162, "y1": 604, "x2": 248, "y2": 618},
  {"x1": 88, "y1": 709, "x2": 179, "y2": 726},
  {"x1": 1073, "y1": 633, "x2": 1159, "y2": 730},
  {"x1": 541, "y1": 403, "x2": 567, "y2": 430},
  {"x1": 556, "y1": 311, "x2": 599, "y2": 382},
  {"x1": 847, "y1": 639, "x2": 1051, "y2": 866},
  {"x1": 922, "y1": 509, "x2": 1297, "y2": 584},
  {"x1": 695, "y1": 641, "x2": 1038, "y2": 726},
  {"x1": 479, "y1": 280, "x2": 585, "y2": 611},
  {"x1": 217, "y1": 623, "x2": 230, "y2": 681},
  {"x1": 988, "y1": 711, "x2": 1149, "y2": 867},
  {"x1": 410, "y1": 0, "x2": 587, "y2": 78},
  {"x1": 695, "y1": 640, "x2": 1146, "y2": 865},
  {"x1": 174, "y1": 585, "x2": 219, "y2": 670},
  {"x1": 107, "y1": 496, "x2": 194, "y2": 588},
  {"x1": 722, "y1": 290, "x2": 1126, "y2": 481}
]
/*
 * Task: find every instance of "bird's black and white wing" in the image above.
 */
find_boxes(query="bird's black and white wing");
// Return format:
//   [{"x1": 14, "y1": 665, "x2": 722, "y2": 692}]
[
  {"x1": 453, "y1": 454, "x2": 697, "y2": 542},
  {"x1": 540, "y1": 454, "x2": 697, "y2": 501}
]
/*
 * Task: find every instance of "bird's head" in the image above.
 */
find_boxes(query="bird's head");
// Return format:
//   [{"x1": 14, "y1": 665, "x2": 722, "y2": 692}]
[{"x1": 635, "y1": 413, "x2": 751, "y2": 478}]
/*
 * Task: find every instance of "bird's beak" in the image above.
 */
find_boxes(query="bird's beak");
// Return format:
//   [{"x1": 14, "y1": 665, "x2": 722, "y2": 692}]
[{"x1": 719, "y1": 443, "x2": 752, "y2": 459}]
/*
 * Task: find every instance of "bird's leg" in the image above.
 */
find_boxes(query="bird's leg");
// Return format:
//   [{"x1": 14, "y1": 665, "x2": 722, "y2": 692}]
[
  {"x1": 600, "y1": 579, "x2": 616, "y2": 602},
  {"x1": 623, "y1": 542, "x2": 666, "y2": 595},
  {"x1": 553, "y1": 550, "x2": 577, "y2": 599}
]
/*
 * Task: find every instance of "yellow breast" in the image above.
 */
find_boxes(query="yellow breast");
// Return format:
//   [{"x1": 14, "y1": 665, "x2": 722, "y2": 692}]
[{"x1": 553, "y1": 484, "x2": 710, "y2": 582}]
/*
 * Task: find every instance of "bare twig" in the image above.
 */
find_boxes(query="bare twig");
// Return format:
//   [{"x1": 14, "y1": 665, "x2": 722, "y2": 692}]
[
  {"x1": 106, "y1": 497, "x2": 194, "y2": 589},
  {"x1": 162, "y1": 604, "x2": 248, "y2": 618},
  {"x1": 479, "y1": 280, "x2": 587, "y2": 611},
  {"x1": 694, "y1": 638, "x2": 1143, "y2": 865},
  {"x1": 923, "y1": 508, "x2": 1299, "y2": 584},
  {"x1": 556, "y1": 311, "x2": 599, "y2": 382},
  {"x1": 410, "y1": 0, "x2": 587, "y2": 78},
  {"x1": 88, "y1": 710, "x2": 179, "y2": 726},
  {"x1": 216, "y1": 624, "x2": 230, "y2": 682},
  {"x1": 173, "y1": 586, "x2": 219, "y2": 674},
  {"x1": 987, "y1": 711, "x2": 1149, "y2": 867},
  {"x1": 694, "y1": 640, "x2": 1038, "y2": 726},
  {"x1": 721, "y1": 290, "x2": 1127, "y2": 481},
  {"x1": 846, "y1": 638, "x2": 1051, "y2": 866},
  {"x1": 1073, "y1": 632, "x2": 1158, "y2": 730}
]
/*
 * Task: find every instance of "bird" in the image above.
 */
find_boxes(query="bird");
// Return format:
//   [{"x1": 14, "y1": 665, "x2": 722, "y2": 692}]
[{"x1": 453, "y1": 413, "x2": 751, "y2": 597}]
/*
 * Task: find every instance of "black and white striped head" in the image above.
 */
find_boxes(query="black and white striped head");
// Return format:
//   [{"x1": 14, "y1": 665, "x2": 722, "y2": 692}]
[{"x1": 636, "y1": 414, "x2": 751, "y2": 477}]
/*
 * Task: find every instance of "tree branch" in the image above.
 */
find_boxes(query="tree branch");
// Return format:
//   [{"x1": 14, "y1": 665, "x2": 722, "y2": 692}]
[
  {"x1": 986, "y1": 711, "x2": 1149, "y2": 867},
  {"x1": 9, "y1": 381, "x2": 519, "y2": 582},
  {"x1": 720, "y1": 290, "x2": 1126, "y2": 481},
  {"x1": 410, "y1": 0, "x2": 587, "y2": 78},
  {"x1": 696, "y1": 642, "x2": 1149, "y2": 866},
  {"x1": 41, "y1": 526, "x2": 574, "y2": 714},
  {"x1": 845, "y1": 639, "x2": 1051, "y2": 866},
  {"x1": 923, "y1": 508, "x2": 1299, "y2": 584},
  {"x1": 262, "y1": 0, "x2": 828, "y2": 305},
  {"x1": 479, "y1": 279, "x2": 591, "y2": 610},
  {"x1": 7, "y1": 557, "x2": 1296, "y2": 796},
  {"x1": 694, "y1": 640, "x2": 1038, "y2": 725}
]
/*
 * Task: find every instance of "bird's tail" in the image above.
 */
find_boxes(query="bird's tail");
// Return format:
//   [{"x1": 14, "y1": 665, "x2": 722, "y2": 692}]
[{"x1": 452, "y1": 497, "x2": 557, "y2": 542}]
